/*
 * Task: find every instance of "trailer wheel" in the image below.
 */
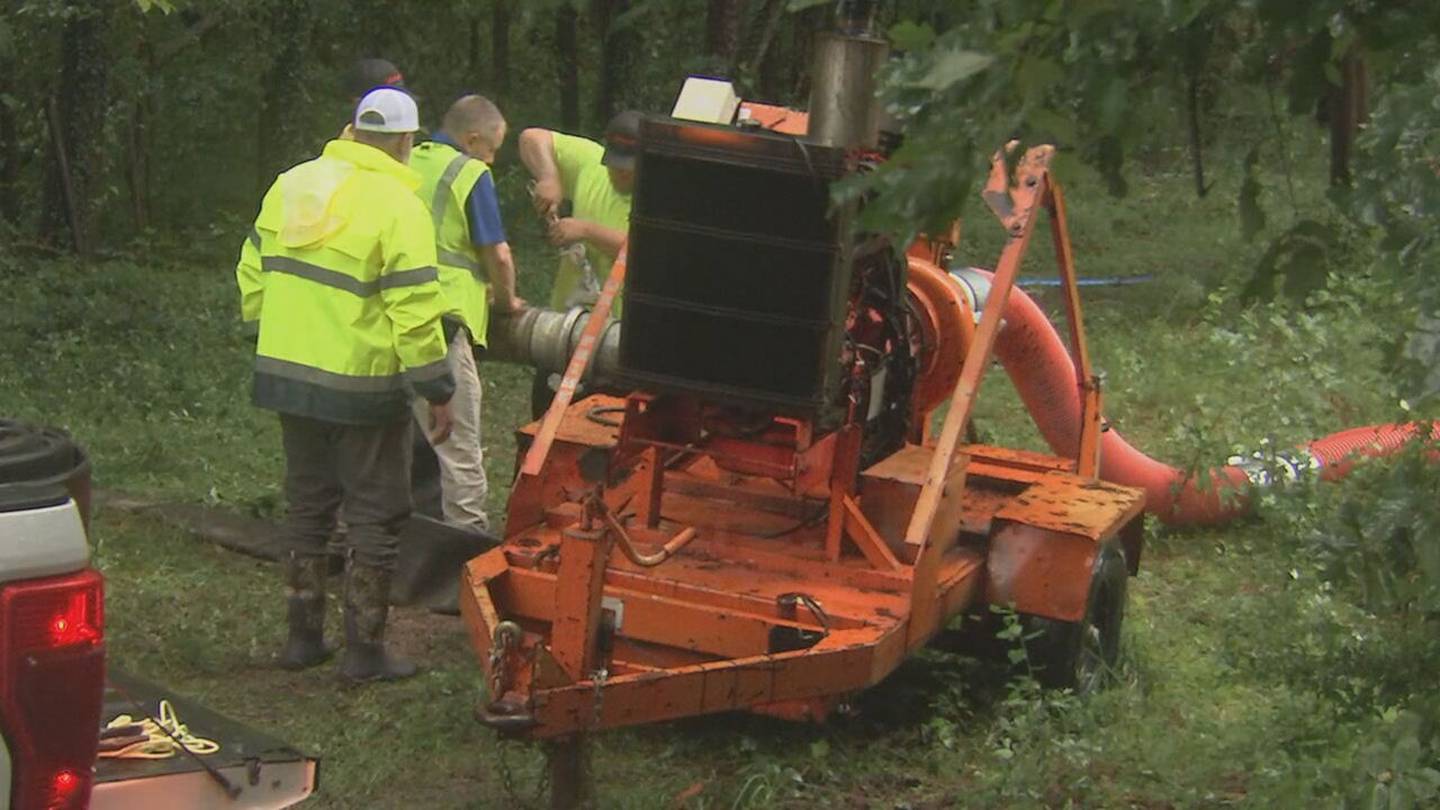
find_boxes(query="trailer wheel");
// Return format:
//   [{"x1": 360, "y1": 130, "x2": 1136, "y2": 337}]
[{"x1": 1023, "y1": 543, "x2": 1127, "y2": 693}]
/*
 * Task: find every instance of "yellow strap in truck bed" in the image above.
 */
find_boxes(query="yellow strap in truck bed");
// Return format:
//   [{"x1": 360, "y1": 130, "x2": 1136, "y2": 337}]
[{"x1": 99, "y1": 699, "x2": 219, "y2": 759}]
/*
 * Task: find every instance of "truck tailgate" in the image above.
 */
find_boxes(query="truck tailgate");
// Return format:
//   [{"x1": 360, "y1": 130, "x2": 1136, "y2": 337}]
[{"x1": 92, "y1": 669, "x2": 317, "y2": 810}]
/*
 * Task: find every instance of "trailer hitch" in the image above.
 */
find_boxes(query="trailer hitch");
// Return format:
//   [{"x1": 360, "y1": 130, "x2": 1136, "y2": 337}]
[
  {"x1": 478, "y1": 621, "x2": 538, "y2": 733},
  {"x1": 474, "y1": 702, "x2": 539, "y2": 734}
]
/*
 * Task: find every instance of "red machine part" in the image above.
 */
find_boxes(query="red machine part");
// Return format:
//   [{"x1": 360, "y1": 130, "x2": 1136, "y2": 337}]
[
  {"x1": 0, "y1": 568, "x2": 105, "y2": 810},
  {"x1": 905, "y1": 256, "x2": 973, "y2": 421}
]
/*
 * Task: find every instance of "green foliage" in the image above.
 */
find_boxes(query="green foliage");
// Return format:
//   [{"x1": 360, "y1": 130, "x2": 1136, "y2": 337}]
[
  {"x1": 1272, "y1": 436, "x2": 1440, "y2": 615},
  {"x1": 1241, "y1": 218, "x2": 1345, "y2": 301},
  {"x1": 854, "y1": 0, "x2": 1440, "y2": 315},
  {"x1": 1239, "y1": 145, "x2": 1268, "y2": 241},
  {"x1": 1347, "y1": 709, "x2": 1440, "y2": 810},
  {"x1": 855, "y1": 0, "x2": 1229, "y2": 236},
  {"x1": 1351, "y1": 64, "x2": 1440, "y2": 279}
]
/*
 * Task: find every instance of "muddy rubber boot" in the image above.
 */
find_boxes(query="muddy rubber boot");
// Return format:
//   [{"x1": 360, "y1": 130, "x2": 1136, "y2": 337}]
[
  {"x1": 339, "y1": 562, "x2": 417, "y2": 683},
  {"x1": 278, "y1": 553, "x2": 334, "y2": 670}
]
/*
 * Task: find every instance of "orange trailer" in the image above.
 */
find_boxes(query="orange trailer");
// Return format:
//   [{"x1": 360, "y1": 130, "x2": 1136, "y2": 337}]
[{"x1": 461, "y1": 141, "x2": 1145, "y2": 760}]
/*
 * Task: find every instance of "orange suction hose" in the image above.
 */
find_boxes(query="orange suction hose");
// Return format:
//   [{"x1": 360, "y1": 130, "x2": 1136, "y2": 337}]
[{"x1": 947, "y1": 267, "x2": 1438, "y2": 525}]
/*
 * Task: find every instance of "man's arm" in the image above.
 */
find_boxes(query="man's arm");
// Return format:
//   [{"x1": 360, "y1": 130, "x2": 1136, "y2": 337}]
[
  {"x1": 548, "y1": 218, "x2": 626, "y2": 257},
  {"x1": 481, "y1": 243, "x2": 523, "y2": 314},
  {"x1": 380, "y1": 200, "x2": 455, "y2": 401},
  {"x1": 382, "y1": 200, "x2": 456, "y2": 443},
  {"x1": 518, "y1": 128, "x2": 562, "y2": 218},
  {"x1": 238, "y1": 181, "x2": 289, "y2": 330},
  {"x1": 465, "y1": 172, "x2": 524, "y2": 313},
  {"x1": 236, "y1": 224, "x2": 264, "y2": 326}
]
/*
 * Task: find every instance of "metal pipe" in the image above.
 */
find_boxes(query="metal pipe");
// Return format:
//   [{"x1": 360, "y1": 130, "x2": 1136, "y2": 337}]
[
  {"x1": 484, "y1": 306, "x2": 623, "y2": 382},
  {"x1": 806, "y1": 31, "x2": 889, "y2": 150},
  {"x1": 603, "y1": 511, "x2": 699, "y2": 568},
  {"x1": 835, "y1": 0, "x2": 879, "y2": 36}
]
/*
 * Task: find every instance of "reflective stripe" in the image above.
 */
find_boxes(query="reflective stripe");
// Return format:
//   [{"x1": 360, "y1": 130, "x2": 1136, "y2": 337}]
[
  {"x1": 437, "y1": 247, "x2": 482, "y2": 273},
  {"x1": 430, "y1": 153, "x2": 472, "y2": 232},
  {"x1": 379, "y1": 265, "x2": 439, "y2": 291},
  {"x1": 261, "y1": 256, "x2": 437, "y2": 297},
  {"x1": 429, "y1": 152, "x2": 485, "y2": 278},
  {"x1": 248, "y1": 227, "x2": 262, "y2": 250},
  {"x1": 255, "y1": 355, "x2": 405, "y2": 392},
  {"x1": 404, "y1": 357, "x2": 451, "y2": 384},
  {"x1": 261, "y1": 255, "x2": 378, "y2": 297}
]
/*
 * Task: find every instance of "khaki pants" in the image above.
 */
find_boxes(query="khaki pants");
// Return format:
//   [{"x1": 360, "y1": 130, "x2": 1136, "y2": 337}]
[
  {"x1": 279, "y1": 414, "x2": 412, "y2": 570},
  {"x1": 413, "y1": 328, "x2": 490, "y2": 531}
]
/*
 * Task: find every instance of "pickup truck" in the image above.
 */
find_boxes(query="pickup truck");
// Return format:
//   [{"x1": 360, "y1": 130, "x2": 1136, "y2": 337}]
[{"x1": 0, "y1": 420, "x2": 317, "y2": 809}]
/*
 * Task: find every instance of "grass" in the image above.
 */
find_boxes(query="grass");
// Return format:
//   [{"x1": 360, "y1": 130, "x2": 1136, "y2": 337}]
[{"x1": 1, "y1": 142, "x2": 1434, "y2": 808}]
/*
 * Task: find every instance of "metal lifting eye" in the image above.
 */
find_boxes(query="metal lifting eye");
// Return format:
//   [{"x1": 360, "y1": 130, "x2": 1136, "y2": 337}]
[{"x1": 776, "y1": 592, "x2": 831, "y2": 632}]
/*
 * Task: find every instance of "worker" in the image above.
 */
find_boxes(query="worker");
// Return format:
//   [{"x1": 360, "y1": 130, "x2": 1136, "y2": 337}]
[
  {"x1": 340, "y1": 57, "x2": 406, "y2": 138},
  {"x1": 237, "y1": 87, "x2": 453, "y2": 683},
  {"x1": 332, "y1": 59, "x2": 452, "y2": 522},
  {"x1": 408, "y1": 95, "x2": 524, "y2": 532},
  {"x1": 518, "y1": 109, "x2": 640, "y2": 415}
]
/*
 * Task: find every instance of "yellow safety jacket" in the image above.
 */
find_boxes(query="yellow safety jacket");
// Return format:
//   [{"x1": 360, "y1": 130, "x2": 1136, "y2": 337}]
[
  {"x1": 236, "y1": 139, "x2": 454, "y2": 424},
  {"x1": 409, "y1": 140, "x2": 492, "y2": 347}
]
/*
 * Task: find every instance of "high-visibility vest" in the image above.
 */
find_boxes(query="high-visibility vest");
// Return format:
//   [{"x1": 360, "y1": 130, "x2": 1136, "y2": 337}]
[
  {"x1": 236, "y1": 139, "x2": 454, "y2": 425},
  {"x1": 409, "y1": 140, "x2": 492, "y2": 346}
]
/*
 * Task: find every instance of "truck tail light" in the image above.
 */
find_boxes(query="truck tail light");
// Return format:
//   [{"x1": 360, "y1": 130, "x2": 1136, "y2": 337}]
[{"x1": 0, "y1": 569, "x2": 105, "y2": 810}]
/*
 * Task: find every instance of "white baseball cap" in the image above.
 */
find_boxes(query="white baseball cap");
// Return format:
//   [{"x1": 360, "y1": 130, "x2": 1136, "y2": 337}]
[{"x1": 353, "y1": 87, "x2": 419, "y2": 133}]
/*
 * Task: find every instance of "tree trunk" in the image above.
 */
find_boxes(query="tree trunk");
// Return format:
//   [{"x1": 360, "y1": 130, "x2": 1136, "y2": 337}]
[
  {"x1": 739, "y1": 0, "x2": 785, "y2": 90},
  {"x1": 592, "y1": 0, "x2": 633, "y2": 124},
  {"x1": 0, "y1": 66, "x2": 18, "y2": 228},
  {"x1": 0, "y1": 0, "x2": 16, "y2": 228},
  {"x1": 704, "y1": 0, "x2": 746, "y2": 74},
  {"x1": 468, "y1": 13, "x2": 483, "y2": 87},
  {"x1": 45, "y1": 99, "x2": 85, "y2": 255},
  {"x1": 1180, "y1": 16, "x2": 1215, "y2": 200},
  {"x1": 256, "y1": 0, "x2": 314, "y2": 197},
  {"x1": 126, "y1": 100, "x2": 151, "y2": 231},
  {"x1": 493, "y1": 0, "x2": 512, "y2": 101},
  {"x1": 787, "y1": 5, "x2": 826, "y2": 103},
  {"x1": 554, "y1": 3, "x2": 580, "y2": 130},
  {"x1": 1328, "y1": 48, "x2": 1368, "y2": 187},
  {"x1": 1185, "y1": 72, "x2": 1207, "y2": 199},
  {"x1": 125, "y1": 33, "x2": 153, "y2": 232},
  {"x1": 42, "y1": 3, "x2": 109, "y2": 254}
]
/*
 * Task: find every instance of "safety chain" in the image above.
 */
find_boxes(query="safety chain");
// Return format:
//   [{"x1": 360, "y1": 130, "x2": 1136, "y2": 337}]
[
  {"x1": 590, "y1": 667, "x2": 609, "y2": 731},
  {"x1": 494, "y1": 737, "x2": 549, "y2": 810},
  {"x1": 488, "y1": 620, "x2": 548, "y2": 808}
]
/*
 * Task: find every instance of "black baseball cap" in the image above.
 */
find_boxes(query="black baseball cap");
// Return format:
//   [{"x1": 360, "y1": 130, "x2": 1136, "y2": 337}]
[
  {"x1": 601, "y1": 110, "x2": 642, "y2": 171},
  {"x1": 348, "y1": 58, "x2": 405, "y2": 99}
]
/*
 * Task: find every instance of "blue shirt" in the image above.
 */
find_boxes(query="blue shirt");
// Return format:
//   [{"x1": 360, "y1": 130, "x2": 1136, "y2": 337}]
[{"x1": 431, "y1": 133, "x2": 507, "y2": 247}]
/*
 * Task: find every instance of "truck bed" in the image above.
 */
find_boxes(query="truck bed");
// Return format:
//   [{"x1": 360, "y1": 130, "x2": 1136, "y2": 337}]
[{"x1": 91, "y1": 669, "x2": 316, "y2": 810}]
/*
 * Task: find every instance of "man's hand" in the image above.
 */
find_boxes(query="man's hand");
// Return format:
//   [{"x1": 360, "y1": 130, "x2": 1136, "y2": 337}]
[
  {"x1": 547, "y1": 217, "x2": 590, "y2": 247},
  {"x1": 530, "y1": 177, "x2": 563, "y2": 219},
  {"x1": 427, "y1": 400, "x2": 454, "y2": 445},
  {"x1": 494, "y1": 294, "x2": 527, "y2": 315}
]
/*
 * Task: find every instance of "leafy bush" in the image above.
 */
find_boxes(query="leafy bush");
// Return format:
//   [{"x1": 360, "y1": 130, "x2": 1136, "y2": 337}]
[{"x1": 1266, "y1": 435, "x2": 1440, "y2": 617}]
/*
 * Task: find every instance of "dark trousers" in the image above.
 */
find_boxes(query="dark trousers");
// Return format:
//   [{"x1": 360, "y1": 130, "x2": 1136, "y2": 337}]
[
  {"x1": 279, "y1": 414, "x2": 412, "y2": 570},
  {"x1": 530, "y1": 370, "x2": 557, "y2": 421}
]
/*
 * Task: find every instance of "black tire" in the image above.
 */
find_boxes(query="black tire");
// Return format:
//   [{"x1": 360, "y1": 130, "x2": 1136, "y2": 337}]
[{"x1": 1022, "y1": 543, "x2": 1128, "y2": 693}]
